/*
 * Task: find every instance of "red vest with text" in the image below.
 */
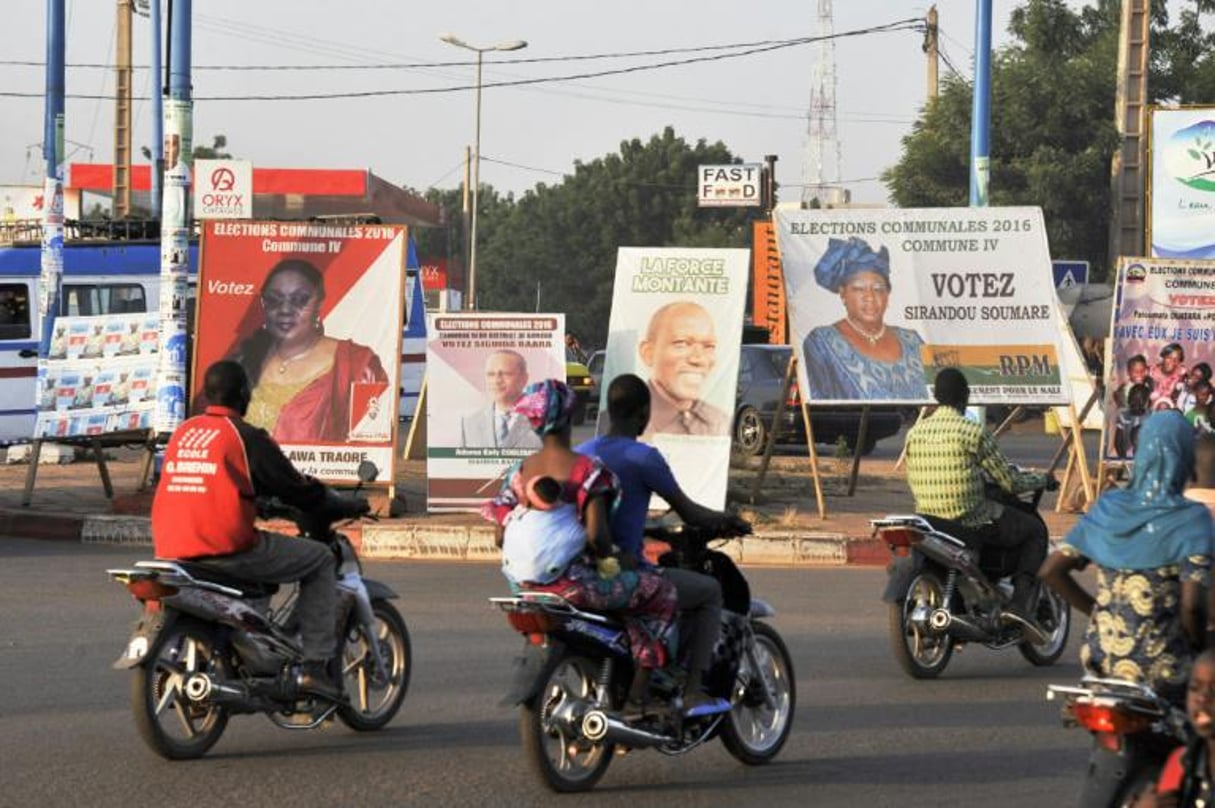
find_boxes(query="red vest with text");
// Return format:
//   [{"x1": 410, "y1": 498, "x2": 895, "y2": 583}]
[{"x1": 152, "y1": 407, "x2": 258, "y2": 559}]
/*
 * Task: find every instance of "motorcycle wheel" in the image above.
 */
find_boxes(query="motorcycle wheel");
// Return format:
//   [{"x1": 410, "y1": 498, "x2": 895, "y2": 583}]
[
  {"x1": 520, "y1": 654, "x2": 614, "y2": 793},
  {"x1": 1017, "y1": 585, "x2": 1071, "y2": 666},
  {"x1": 130, "y1": 620, "x2": 229, "y2": 760},
  {"x1": 337, "y1": 600, "x2": 411, "y2": 731},
  {"x1": 721, "y1": 622, "x2": 796, "y2": 765},
  {"x1": 888, "y1": 571, "x2": 954, "y2": 679}
]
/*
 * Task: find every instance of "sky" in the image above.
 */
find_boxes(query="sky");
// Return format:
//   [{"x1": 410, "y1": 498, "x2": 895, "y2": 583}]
[{"x1": 0, "y1": 1, "x2": 1062, "y2": 208}]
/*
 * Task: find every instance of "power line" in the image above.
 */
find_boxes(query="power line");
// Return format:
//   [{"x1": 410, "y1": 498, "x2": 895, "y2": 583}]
[
  {"x1": 0, "y1": 31, "x2": 914, "y2": 71},
  {"x1": 0, "y1": 18, "x2": 925, "y2": 102}
]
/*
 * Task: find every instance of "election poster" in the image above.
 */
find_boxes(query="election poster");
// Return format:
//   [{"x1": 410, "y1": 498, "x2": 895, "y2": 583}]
[
  {"x1": 193, "y1": 221, "x2": 407, "y2": 484},
  {"x1": 425, "y1": 313, "x2": 565, "y2": 511},
  {"x1": 596, "y1": 247, "x2": 750, "y2": 509},
  {"x1": 1102, "y1": 257, "x2": 1215, "y2": 462},
  {"x1": 34, "y1": 312, "x2": 159, "y2": 438},
  {"x1": 774, "y1": 207, "x2": 1071, "y2": 406},
  {"x1": 1149, "y1": 107, "x2": 1215, "y2": 259}
]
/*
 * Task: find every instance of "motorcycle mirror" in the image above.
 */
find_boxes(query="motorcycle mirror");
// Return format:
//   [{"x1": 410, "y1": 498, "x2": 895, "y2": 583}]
[{"x1": 356, "y1": 461, "x2": 379, "y2": 483}]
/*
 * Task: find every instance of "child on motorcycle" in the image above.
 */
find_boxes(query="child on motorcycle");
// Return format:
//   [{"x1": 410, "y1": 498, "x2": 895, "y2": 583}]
[
  {"x1": 1136, "y1": 649, "x2": 1215, "y2": 807},
  {"x1": 483, "y1": 379, "x2": 679, "y2": 713}
]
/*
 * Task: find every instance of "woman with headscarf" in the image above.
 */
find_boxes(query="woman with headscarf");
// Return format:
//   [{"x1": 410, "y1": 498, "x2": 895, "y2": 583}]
[
  {"x1": 801, "y1": 236, "x2": 927, "y2": 401},
  {"x1": 1040, "y1": 410, "x2": 1214, "y2": 707},
  {"x1": 482, "y1": 380, "x2": 681, "y2": 714}
]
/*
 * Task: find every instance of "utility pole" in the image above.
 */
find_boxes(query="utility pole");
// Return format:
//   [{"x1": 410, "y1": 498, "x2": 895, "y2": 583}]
[
  {"x1": 113, "y1": 0, "x2": 133, "y2": 218},
  {"x1": 1109, "y1": 0, "x2": 1150, "y2": 264},
  {"x1": 924, "y1": 5, "x2": 939, "y2": 102},
  {"x1": 38, "y1": 0, "x2": 65, "y2": 365},
  {"x1": 461, "y1": 145, "x2": 470, "y2": 310},
  {"x1": 969, "y1": 0, "x2": 993, "y2": 207}
]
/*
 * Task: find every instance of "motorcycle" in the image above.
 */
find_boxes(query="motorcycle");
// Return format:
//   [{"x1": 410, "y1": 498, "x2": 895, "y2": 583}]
[
  {"x1": 491, "y1": 520, "x2": 796, "y2": 793},
  {"x1": 873, "y1": 483, "x2": 1071, "y2": 679},
  {"x1": 1047, "y1": 677, "x2": 1189, "y2": 807},
  {"x1": 106, "y1": 463, "x2": 411, "y2": 760}
]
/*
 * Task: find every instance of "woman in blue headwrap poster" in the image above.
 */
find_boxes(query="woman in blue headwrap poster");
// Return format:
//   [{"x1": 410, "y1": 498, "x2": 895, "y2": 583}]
[
  {"x1": 1040, "y1": 410, "x2": 1214, "y2": 707},
  {"x1": 801, "y1": 236, "x2": 927, "y2": 400}
]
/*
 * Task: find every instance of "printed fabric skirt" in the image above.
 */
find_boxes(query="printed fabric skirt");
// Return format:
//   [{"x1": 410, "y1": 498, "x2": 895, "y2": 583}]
[{"x1": 529, "y1": 560, "x2": 678, "y2": 669}]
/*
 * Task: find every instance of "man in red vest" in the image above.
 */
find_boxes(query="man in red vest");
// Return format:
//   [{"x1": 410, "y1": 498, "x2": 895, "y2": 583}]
[{"x1": 152, "y1": 360, "x2": 349, "y2": 700}]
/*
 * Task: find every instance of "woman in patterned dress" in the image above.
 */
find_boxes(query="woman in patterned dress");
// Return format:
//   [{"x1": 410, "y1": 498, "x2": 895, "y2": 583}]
[
  {"x1": 1041, "y1": 410, "x2": 1215, "y2": 706},
  {"x1": 483, "y1": 379, "x2": 678, "y2": 710}
]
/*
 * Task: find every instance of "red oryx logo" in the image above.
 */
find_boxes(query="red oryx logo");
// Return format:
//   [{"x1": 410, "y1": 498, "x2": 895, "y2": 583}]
[{"x1": 210, "y1": 167, "x2": 236, "y2": 192}]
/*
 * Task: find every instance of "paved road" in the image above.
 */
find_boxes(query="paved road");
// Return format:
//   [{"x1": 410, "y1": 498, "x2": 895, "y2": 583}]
[{"x1": 1, "y1": 539, "x2": 1094, "y2": 807}]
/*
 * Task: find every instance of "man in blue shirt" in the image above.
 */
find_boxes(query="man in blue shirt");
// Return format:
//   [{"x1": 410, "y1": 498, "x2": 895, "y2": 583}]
[{"x1": 578, "y1": 373, "x2": 748, "y2": 711}]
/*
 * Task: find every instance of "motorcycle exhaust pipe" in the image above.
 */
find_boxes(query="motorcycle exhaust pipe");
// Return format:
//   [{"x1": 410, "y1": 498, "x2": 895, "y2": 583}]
[
  {"x1": 929, "y1": 608, "x2": 987, "y2": 642},
  {"x1": 185, "y1": 673, "x2": 251, "y2": 706},
  {"x1": 581, "y1": 710, "x2": 673, "y2": 749}
]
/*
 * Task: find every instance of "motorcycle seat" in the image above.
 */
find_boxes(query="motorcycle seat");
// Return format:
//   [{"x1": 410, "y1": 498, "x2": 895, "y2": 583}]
[{"x1": 174, "y1": 561, "x2": 281, "y2": 598}]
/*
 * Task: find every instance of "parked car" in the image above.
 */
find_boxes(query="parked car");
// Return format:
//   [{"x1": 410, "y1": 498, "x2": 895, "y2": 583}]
[
  {"x1": 585, "y1": 349, "x2": 605, "y2": 420},
  {"x1": 733, "y1": 344, "x2": 904, "y2": 457},
  {"x1": 566, "y1": 347, "x2": 594, "y2": 425}
]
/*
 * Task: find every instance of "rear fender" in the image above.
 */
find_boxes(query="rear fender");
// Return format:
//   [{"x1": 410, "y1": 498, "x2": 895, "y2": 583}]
[
  {"x1": 362, "y1": 578, "x2": 398, "y2": 601},
  {"x1": 882, "y1": 553, "x2": 927, "y2": 603},
  {"x1": 112, "y1": 606, "x2": 177, "y2": 669},
  {"x1": 500, "y1": 638, "x2": 566, "y2": 707}
]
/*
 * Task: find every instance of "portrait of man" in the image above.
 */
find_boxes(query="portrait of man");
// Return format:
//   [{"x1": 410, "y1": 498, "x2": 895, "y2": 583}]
[
  {"x1": 459, "y1": 349, "x2": 542, "y2": 449},
  {"x1": 638, "y1": 301, "x2": 729, "y2": 439}
]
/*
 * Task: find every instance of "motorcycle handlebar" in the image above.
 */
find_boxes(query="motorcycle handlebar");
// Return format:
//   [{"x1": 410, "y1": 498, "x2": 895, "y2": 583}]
[
  {"x1": 643, "y1": 517, "x2": 752, "y2": 544},
  {"x1": 257, "y1": 489, "x2": 370, "y2": 537}
]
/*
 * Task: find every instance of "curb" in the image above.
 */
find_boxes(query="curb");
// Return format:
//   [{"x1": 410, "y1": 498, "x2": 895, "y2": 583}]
[{"x1": 16, "y1": 508, "x2": 883, "y2": 567}]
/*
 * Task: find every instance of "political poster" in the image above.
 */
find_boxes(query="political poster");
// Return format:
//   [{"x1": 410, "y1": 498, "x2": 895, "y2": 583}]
[
  {"x1": 193, "y1": 220, "x2": 407, "y2": 484},
  {"x1": 1149, "y1": 107, "x2": 1215, "y2": 259},
  {"x1": 774, "y1": 207, "x2": 1071, "y2": 406},
  {"x1": 1102, "y1": 257, "x2": 1215, "y2": 462},
  {"x1": 596, "y1": 247, "x2": 750, "y2": 509},
  {"x1": 425, "y1": 313, "x2": 565, "y2": 511},
  {"x1": 34, "y1": 312, "x2": 160, "y2": 438}
]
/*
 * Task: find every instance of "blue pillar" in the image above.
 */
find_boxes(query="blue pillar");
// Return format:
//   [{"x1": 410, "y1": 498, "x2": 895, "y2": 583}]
[
  {"x1": 150, "y1": 0, "x2": 163, "y2": 217},
  {"x1": 37, "y1": 0, "x2": 65, "y2": 368},
  {"x1": 969, "y1": 0, "x2": 992, "y2": 207},
  {"x1": 154, "y1": 0, "x2": 191, "y2": 435}
]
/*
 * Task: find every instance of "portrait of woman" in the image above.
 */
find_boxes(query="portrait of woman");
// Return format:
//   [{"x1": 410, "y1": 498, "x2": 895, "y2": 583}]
[
  {"x1": 801, "y1": 236, "x2": 926, "y2": 401},
  {"x1": 232, "y1": 258, "x2": 388, "y2": 443}
]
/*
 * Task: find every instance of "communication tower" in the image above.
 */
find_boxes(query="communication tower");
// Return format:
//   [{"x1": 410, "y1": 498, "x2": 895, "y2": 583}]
[{"x1": 802, "y1": 0, "x2": 848, "y2": 208}]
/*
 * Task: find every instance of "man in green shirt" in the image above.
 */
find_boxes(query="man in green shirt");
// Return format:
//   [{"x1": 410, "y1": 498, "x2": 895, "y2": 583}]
[{"x1": 904, "y1": 368, "x2": 1051, "y2": 630}]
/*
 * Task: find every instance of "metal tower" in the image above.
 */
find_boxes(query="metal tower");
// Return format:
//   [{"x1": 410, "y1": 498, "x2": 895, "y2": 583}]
[{"x1": 802, "y1": 0, "x2": 847, "y2": 207}]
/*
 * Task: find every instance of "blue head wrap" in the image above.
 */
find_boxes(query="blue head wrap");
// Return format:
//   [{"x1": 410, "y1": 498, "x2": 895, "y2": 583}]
[
  {"x1": 814, "y1": 237, "x2": 891, "y2": 293},
  {"x1": 1066, "y1": 410, "x2": 1214, "y2": 569}
]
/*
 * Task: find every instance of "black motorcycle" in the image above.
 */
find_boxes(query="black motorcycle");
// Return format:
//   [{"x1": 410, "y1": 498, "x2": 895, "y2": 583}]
[
  {"x1": 873, "y1": 483, "x2": 1071, "y2": 678},
  {"x1": 492, "y1": 520, "x2": 796, "y2": 792},
  {"x1": 1047, "y1": 677, "x2": 1189, "y2": 807},
  {"x1": 107, "y1": 468, "x2": 410, "y2": 759}
]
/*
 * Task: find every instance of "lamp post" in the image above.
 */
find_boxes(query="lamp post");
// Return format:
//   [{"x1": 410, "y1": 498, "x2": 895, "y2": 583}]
[{"x1": 439, "y1": 33, "x2": 526, "y2": 310}]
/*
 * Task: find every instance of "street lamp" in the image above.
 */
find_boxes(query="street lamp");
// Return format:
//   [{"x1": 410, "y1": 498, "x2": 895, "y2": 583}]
[{"x1": 439, "y1": 33, "x2": 527, "y2": 310}]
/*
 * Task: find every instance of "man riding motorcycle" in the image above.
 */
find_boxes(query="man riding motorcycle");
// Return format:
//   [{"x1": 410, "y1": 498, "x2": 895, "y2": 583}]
[
  {"x1": 151, "y1": 359, "x2": 359, "y2": 701},
  {"x1": 577, "y1": 373, "x2": 750, "y2": 714},
  {"x1": 903, "y1": 367, "x2": 1051, "y2": 636}
]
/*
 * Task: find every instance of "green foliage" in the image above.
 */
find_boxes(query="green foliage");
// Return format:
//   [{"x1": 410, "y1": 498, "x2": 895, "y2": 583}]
[
  {"x1": 883, "y1": 0, "x2": 1215, "y2": 281},
  {"x1": 473, "y1": 127, "x2": 753, "y2": 346},
  {"x1": 191, "y1": 135, "x2": 232, "y2": 160}
]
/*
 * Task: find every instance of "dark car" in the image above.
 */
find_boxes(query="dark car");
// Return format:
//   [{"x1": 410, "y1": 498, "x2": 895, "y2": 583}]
[{"x1": 733, "y1": 344, "x2": 904, "y2": 456}]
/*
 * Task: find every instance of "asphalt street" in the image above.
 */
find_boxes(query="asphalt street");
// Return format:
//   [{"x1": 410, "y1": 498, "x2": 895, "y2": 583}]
[{"x1": 0, "y1": 538, "x2": 1096, "y2": 807}]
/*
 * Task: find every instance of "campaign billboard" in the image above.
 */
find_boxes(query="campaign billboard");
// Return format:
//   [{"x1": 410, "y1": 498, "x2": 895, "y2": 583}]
[
  {"x1": 595, "y1": 247, "x2": 749, "y2": 509},
  {"x1": 1149, "y1": 106, "x2": 1215, "y2": 259},
  {"x1": 425, "y1": 313, "x2": 565, "y2": 511},
  {"x1": 34, "y1": 312, "x2": 159, "y2": 438},
  {"x1": 193, "y1": 220, "x2": 407, "y2": 484},
  {"x1": 1102, "y1": 257, "x2": 1215, "y2": 461},
  {"x1": 774, "y1": 207, "x2": 1071, "y2": 406}
]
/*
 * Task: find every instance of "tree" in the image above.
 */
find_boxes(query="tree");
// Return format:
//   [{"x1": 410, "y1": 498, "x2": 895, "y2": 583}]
[
  {"x1": 475, "y1": 127, "x2": 754, "y2": 346},
  {"x1": 139, "y1": 133, "x2": 234, "y2": 161},
  {"x1": 883, "y1": 0, "x2": 1215, "y2": 280}
]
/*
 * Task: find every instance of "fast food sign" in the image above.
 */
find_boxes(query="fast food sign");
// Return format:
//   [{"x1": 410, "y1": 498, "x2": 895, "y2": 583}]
[{"x1": 697, "y1": 164, "x2": 761, "y2": 208}]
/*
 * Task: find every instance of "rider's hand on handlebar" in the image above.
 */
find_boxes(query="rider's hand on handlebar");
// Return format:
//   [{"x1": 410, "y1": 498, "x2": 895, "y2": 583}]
[{"x1": 1044, "y1": 473, "x2": 1060, "y2": 493}]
